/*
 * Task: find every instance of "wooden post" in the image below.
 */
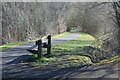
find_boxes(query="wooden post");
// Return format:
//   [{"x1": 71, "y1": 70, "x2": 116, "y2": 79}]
[
  {"x1": 36, "y1": 40, "x2": 38, "y2": 45},
  {"x1": 38, "y1": 39, "x2": 42, "y2": 58},
  {"x1": 47, "y1": 35, "x2": 51, "y2": 54}
]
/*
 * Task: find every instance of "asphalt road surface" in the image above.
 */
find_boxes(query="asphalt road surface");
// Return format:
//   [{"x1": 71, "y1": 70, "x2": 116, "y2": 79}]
[{"x1": 1, "y1": 31, "x2": 119, "y2": 79}]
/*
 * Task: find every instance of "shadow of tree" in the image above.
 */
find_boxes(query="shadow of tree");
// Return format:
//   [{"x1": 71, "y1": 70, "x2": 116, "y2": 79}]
[
  {"x1": 34, "y1": 63, "x2": 118, "y2": 79},
  {"x1": 5, "y1": 55, "x2": 31, "y2": 65},
  {"x1": 2, "y1": 62, "x2": 119, "y2": 79}
]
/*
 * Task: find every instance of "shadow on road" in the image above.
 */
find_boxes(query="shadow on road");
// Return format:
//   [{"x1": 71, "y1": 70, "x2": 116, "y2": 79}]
[
  {"x1": 5, "y1": 55, "x2": 31, "y2": 65},
  {"x1": 2, "y1": 60, "x2": 119, "y2": 79}
]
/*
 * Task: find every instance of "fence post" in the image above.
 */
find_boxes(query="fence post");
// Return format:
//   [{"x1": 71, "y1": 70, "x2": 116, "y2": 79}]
[
  {"x1": 38, "y1": 39, "x2": 42, "y2": 58},
  {"x1": 47, "y1": 35, "x2": 51, "y2": 54}
]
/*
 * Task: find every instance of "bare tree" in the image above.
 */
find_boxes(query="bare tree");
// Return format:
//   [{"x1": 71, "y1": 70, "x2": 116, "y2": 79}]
[{"x1": 113, "y1": 1, "x2": 120, "y2": 28}]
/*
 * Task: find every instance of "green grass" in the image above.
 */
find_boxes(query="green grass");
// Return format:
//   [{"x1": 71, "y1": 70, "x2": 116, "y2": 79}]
[
  {"x1": 52, "y1": 32, "x2": 71, "y2": 39},
  {"x1": 0, "y1": 40, "x2": 36, "y2": 50},
  {"x1": 25, "y1": 54, "x2": 57, "y2": 62},
  {"x1": 26, "y1": 32, "x2": 120, "y2": 68},
  {"x1": 25, "y1": 32, "x2": 97, "y2": 69},
  {"x1": 0, "y1": 31, "x2": 70, "y2": 50},
  {"x1": 1, "y1": 32, "x2": 71, "y2": 51},
  {"x1": 77, "y1": 33, "x2": 95, "y2": 40},
  {"x1": 26, "y1": 55, "x2": 49, "y2": 63}
]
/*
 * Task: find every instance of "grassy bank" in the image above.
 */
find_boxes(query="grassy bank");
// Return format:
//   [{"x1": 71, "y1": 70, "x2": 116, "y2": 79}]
[
  {"x1": 52, "y1": 32, "x2": 71, "y2": 39},
  {"x1": 25, "y1": 32, "x2": 97, "y2": 69},
  {"x1": 24, "y1": 32, "x2": 120, "y2": 69},
  {"x1": 95, "y1": 55, "x2": 120, "y2": 66}
]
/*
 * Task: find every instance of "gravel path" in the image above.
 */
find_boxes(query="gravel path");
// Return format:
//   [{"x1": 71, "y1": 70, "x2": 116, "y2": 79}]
[{"x1": 1, "y1": 31, "x2": 119, "y2": 79}]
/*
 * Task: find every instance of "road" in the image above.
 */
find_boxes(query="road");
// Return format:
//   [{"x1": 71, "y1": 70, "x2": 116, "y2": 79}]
[{"x1": 1, "y1": 31, "x2": 119, "y2": 79}]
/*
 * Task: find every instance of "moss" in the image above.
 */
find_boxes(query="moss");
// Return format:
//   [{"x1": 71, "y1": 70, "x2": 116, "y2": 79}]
[
  {"x1": 35, "y1": 58, "x2": 49, "y2": 63},
  {"x1": 25, "y1": 54, "x2": 49, "y2": 63}
]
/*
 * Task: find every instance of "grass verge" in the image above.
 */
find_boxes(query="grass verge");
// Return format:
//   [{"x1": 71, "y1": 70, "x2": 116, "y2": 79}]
[
  {"x1": 25, "y1": 32, "x2": 97, "y2": 69},
  {"x1": 0, "y1": 40, "x2": 36, "y2": 50},
  {"x1": 1, "y1": 32, "x2": 71, "y2": 51},
  {"x1": 22, "y1": 32, "x2": 119, "y2": 69},
  {"x1": 52, "y1": 32, "x2": 71, "y2": 39}
]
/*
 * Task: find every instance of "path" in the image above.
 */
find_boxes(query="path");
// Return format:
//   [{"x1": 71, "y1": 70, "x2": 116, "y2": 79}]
[
  {"x1": 51, "y1": 31, "x2": 80, "y2": 45},
  {"x1": 2, "y1": 31, "x2": 80, "y2": 65},
  {"x1": 1, "y1": 31, "x2": 119, "y2": 79},
  {"x1": 1, "y1": 31, "x2": 80, "y2": 78}
]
